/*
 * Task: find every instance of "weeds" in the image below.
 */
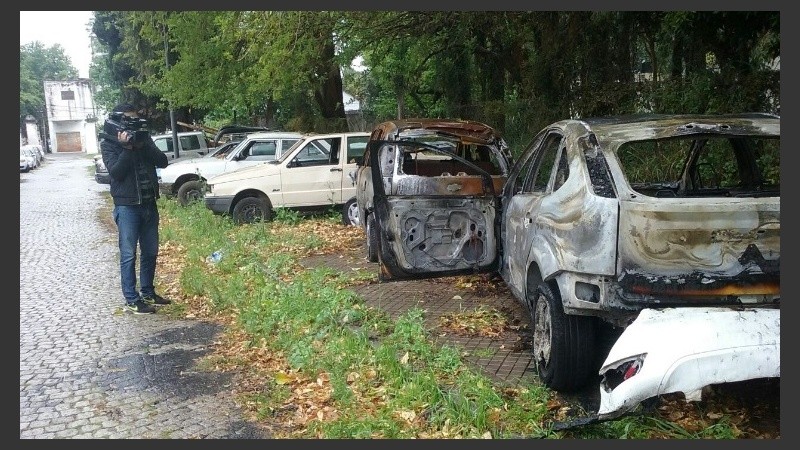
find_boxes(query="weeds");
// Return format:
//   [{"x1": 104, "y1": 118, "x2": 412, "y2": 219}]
[{"x1": 152, "y1": 196, "x2": 741, "y2": 439}]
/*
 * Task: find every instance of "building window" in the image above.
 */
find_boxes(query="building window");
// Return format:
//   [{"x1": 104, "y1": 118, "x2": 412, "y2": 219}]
[{"x1": 61, "y1": 91, "x2": 75, "y2": 100}]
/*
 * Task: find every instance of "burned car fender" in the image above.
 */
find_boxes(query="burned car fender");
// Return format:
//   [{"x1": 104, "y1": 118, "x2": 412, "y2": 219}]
[{"x1": 597, "y1": 307, "x2": 780, "y2": 420}]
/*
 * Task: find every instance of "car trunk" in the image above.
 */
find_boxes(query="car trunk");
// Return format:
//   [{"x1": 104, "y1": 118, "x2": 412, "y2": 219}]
[{"x1": 615, "y1": 196, "x2": 780, "y2": 306}]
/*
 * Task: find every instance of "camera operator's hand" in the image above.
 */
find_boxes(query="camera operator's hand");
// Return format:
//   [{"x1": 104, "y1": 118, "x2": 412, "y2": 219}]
[{"x1": 117, "y1": 131, "x2": 134, "y2": 147}]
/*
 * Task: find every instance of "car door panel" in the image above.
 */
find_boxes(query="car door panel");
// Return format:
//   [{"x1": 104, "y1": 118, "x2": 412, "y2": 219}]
[{"x1": 371, "y1": 140, "x2": 502, "y2": 281}]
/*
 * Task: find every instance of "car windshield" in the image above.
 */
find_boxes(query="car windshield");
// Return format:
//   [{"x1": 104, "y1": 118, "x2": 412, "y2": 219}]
[
  {"x1": 211, "y1": 141, "x2": 242, "y2": 158},
  {"x1": 276, "y1": 137, "x2": 314, "y2": 163}
]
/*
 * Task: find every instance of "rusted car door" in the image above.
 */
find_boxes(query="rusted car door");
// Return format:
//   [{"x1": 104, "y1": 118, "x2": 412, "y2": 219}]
[{"x1": 370, "y1": 139, "x2": 505, "y2": 281}]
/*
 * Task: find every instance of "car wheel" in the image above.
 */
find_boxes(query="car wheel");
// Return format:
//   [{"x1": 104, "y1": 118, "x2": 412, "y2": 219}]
[
  {"x1": 232, "y1": 196, "x2": 272, "y2": 225},
  {"x1": 366, "y1": 214, "x2": 379, "y2": 263},
  {"x1": 342, "y1": 198, "x2": 359, "y2": 226},
  {"x1": 530, "y1": 281, "x2": 597, "y2": 392},
  {"x1": 177, "y1": 180, "x2": 205, "y2": 206}
]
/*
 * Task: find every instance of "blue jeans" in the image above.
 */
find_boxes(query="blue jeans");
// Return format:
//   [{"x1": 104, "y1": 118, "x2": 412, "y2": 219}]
[{"x1": 112, "y1": 203, "x2": 160, "y2": 302}]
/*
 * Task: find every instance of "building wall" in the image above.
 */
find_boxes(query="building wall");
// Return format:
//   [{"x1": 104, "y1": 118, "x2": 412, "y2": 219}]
[{"x1": 43, "y1": 79, "x2": 99, "y2": 154}]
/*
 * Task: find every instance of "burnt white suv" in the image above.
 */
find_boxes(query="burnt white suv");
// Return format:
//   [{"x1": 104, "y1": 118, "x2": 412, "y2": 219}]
[{"x1": 360, "y1": 114, "x2": 780, "y2": 419}]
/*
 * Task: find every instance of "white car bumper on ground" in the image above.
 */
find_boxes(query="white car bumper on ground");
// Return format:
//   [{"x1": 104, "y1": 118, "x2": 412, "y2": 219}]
[{"x1": 597, "y1": 307, "x2": 780, "y2": 420}]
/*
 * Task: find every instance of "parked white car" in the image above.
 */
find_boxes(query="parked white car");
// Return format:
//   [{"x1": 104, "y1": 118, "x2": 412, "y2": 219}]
[
  {"x1": 20, "y1": 146, "x2": 39, "y2": 169},
  {"x1": 158, "y1": 131, "x2": 303, "y2": 205},
  {"x1": 204, "y1": 131, "x2": 369, "y2": 225},
  {"x1": 25, "y1": 144, "x2": 45, "y2": 165},
  {"x1": 20, "y1": 148, "x2": 33, "y2": 172}
]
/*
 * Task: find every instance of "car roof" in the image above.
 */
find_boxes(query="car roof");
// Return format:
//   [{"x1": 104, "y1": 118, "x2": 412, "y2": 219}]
[
  {"x1": 296, "y1": 131, "x2": 370, "y2": 139},
  {"x1": 555, "y1": 113, "x2": 780, "y2": 144},
  {"x1": 372, "y1": 118, "x2": 503, "y2": 144},
  {"x1": 241, "y1": 131, "x2": 305, "y2": 140}
]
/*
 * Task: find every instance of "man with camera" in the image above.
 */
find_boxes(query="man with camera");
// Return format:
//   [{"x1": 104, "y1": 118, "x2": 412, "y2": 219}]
[{"x1": 99, "y1": 104, "x2": 171, "y2": 314}]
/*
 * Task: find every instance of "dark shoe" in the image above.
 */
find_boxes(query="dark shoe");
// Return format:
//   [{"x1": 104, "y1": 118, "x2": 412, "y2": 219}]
[
  {"x1": 142, "y1": 293, "x2": 171, "y2": 306},
  {"x1": 125, "y1": 299, "x2": 156, "y2": 314}
]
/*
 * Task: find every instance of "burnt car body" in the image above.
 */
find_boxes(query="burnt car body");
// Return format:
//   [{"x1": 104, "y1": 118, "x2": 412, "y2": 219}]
[
  {"x1": 355, "y1": 119, "x2": 514, "y2": 270},
  {"x1": 361, "y1": 114, "x2": 780, "y2": 420}
]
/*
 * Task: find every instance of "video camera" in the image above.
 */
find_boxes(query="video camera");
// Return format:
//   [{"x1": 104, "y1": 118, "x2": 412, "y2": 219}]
[{"x1": 104, "y1": 112, "x2": 150, "y2": 144}]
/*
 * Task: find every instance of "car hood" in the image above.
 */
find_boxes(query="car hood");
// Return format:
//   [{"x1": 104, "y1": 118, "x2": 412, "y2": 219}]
[
  {"x1": 207, "y1": 161, "x2": 279, "y2": 184},
  {"x1": 170, "y1": 156, "x2": 207, "y2": 166}
]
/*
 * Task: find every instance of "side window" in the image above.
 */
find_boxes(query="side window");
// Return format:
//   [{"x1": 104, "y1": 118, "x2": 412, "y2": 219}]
[
  {"x1": 346, "y1": 136, "x2": 369, "y2": 163},
  {"x1": 154, "y1": 138, "x2": 172, "y2": 153},
  {"x1": 696, "y1": 139, "x2": 738, "y2": 189},
  {"x1": 248, "y1": 141, "x2": 278, "y2": 160},
  {"x1": 507, "y1": 145, "x2": 538, "y2": 195},
  {"x1": 179, "y1": 134, "x2": 202, "y2": 151},
  {"x1": 293, "y1": 137, "x2": 339, "y2": 167},
  {"x1": 552, "y1": 148, "x2": 570, "y2": 192},
  {"x1": 523, "y1": 133, "x2": 563, "y2": 193}
]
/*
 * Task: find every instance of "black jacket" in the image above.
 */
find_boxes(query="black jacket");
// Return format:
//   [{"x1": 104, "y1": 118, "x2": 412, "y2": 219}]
[{"x1": 99, "y1": 132, "x2": 169, "y2": 206}]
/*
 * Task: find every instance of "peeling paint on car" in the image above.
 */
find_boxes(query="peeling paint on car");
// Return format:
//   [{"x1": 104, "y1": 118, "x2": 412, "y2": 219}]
[{"x1": 358, "y1": 114, "x2": 780, "y2": 419}]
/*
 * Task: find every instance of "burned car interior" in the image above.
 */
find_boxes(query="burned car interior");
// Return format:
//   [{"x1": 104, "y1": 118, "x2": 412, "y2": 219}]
[
  {"x1": 376, "y1": 138, "x2": 508, "y2": 197},
  {"x1": 618, "y1": 135, "x2": 779, "y2": 199}
]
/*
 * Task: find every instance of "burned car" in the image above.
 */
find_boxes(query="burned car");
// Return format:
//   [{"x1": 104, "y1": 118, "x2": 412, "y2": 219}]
[
  {"x1": 361, "y1": 114, "x2": 780, "y2": 420},
  {"x1": 355, "y1": 119, "x2": 514, "y2": 266}
]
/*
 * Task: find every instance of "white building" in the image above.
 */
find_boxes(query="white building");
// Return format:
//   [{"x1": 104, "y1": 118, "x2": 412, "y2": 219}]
[
  {"x1": 343, "y1": 91, "x2": 360, "y2": 112},
  {"x1": 43, "y1": 79, "x2": 100, "y2": 154}
]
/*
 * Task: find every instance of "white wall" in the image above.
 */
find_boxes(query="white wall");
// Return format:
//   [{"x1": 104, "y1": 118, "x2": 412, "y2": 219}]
[{"x1": 43, "y1": 79, "x2": 99, "y2": 154}]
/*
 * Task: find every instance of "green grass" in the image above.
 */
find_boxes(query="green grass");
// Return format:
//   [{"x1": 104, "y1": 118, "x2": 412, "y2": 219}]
[{"x1": 152, "y1": 197, "x2": 744, "y2": 439}]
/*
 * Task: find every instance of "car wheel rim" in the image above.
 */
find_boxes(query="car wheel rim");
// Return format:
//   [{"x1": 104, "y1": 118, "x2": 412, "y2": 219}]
[
  {"x1": 243, "y1": 205, "x2": 261, "y2": 222},
  {"x1": 187, "y1": 190, "x2": 202, "y2": 202},
  {"x1": 533, "y1": 293, "x2": 552, "y2": 366},
  {"x1": 348, "y1": 203, "x2": 359, "y2": 226}
]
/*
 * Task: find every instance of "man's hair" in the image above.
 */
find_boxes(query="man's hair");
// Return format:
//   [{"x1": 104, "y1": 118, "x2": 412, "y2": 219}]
[{"x1": 112, "y1": 103, "x2": 137, "y2": 114}]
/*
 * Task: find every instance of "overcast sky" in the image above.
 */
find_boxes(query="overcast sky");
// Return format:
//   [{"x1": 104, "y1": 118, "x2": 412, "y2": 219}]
[{"x1": 20, "y1": 11, "x2": 94, "y2": 78}]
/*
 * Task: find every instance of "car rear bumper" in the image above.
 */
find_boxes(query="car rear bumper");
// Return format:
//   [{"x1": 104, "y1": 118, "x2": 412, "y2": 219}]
[
  {"x1": 597, "y1": 307, "x2": 780, "y2": 420},
  {"x1": 204, "y1": 195, "x2": 234, "y2": 215}
]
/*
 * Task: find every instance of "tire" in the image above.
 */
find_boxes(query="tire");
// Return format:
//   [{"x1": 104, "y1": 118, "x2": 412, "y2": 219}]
[
  {"x1": 529, "y1": 281, "x2": 597, "y2": 392},
  {"x1": 177, "y1": 180, "x2": 205, "y2": 206},
  {"x1": 366, "y1": 214, "x2": 379, "y2": 263},
  {"x1": 232, "y1": 196, "x2": 272, "y2": 225},
  {"x1": 342, "y1": 198, "x2": 359, "y2": 226}
]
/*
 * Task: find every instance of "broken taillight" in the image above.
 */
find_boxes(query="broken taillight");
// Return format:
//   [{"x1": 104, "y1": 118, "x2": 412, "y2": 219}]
[{"x1": 600, "y1": 353, "x2": 647, "y2": 392}]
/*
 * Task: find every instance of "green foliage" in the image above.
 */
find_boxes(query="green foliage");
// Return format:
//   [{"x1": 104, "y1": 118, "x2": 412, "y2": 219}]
[{"x1": 88, "y1": 11, "x2": 778, "y2": 158}]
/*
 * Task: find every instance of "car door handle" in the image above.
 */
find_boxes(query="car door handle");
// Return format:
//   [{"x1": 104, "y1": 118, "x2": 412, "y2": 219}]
[{"x1": 330, "y1": 167, "x2": 342, "y2": 172}]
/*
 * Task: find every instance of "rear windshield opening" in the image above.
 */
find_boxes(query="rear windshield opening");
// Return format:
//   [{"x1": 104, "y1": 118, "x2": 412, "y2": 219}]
[{"x1": 617, "y1": 136, "x2": 780, "y2": 198}]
